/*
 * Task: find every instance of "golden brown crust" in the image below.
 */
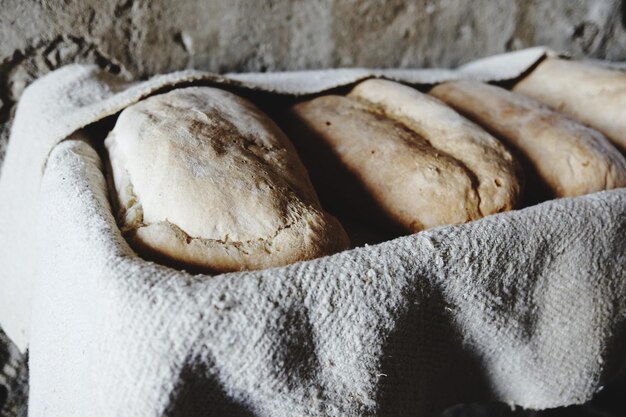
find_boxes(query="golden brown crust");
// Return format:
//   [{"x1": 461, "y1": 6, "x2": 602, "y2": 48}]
[
  {"x1": 514, "y1": 58, "x2": 626, "y2": 153},
  {"x1": 349, "y1": 79, "x2": 522, "y2": 217},
  {"x1": 431, "y1": 80, "x2": 626, "y2": 198},
  {"x1": 285, "y1": 81, "x2": 521, "y2": 233}
]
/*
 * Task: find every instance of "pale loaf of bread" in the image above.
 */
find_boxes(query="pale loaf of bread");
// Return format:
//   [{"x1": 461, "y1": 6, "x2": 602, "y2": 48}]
[
  {"x1": 105, "y1": 86, "x2": 349, "y2": 273},
  {"x1": 284, "y1": 79, "x2": 522, "y2": 233},
  {"x1": 431, "y1": 80, "x2": 626, "y2": 198},
  {"x1": 349, "y1": 79, "x2": 522, "y2": 218},
  {"x1": 513, "y1": 58, "x2": 626, "y2": 153}
]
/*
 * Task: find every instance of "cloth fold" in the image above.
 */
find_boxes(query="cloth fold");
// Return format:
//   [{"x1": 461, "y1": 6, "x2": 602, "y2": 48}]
[{"x1": 1, "y1": 47, "x2": 626, "y2": 416}]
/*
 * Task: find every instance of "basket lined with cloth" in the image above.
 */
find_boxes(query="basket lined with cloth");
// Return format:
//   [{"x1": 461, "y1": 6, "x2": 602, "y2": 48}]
[{"x1": 1, "y1": 47, "x2": 625, "y2": 416}]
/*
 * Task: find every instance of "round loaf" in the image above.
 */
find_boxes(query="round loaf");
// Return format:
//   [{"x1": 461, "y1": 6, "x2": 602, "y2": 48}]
[
  {"x1": 105, "y1": 86, "x2": 349, "y2": 272},
  {"x1": 431, "y1": 80, "x2": 626, "y2": 198}
]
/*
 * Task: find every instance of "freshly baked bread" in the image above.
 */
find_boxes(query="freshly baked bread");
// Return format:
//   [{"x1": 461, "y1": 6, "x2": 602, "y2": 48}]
[
  {"x1": 513, "y1": 58, "x2": 626, "y2": 153},
  {"x1": 105, "y1": 86, "x2": 349, "y2": 273},
  {"x1": 431, "y1": 80, "x2": 626, "y2": 198},
  {"x1": 283, "y1": 79, "x2": 522, "y2": 233},
  {"x1": 349, "y1": 79, "x2": 522, "y2": 218}
]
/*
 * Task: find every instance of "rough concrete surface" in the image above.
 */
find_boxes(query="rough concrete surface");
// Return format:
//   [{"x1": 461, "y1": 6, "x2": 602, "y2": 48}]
[
  {"x1": 1, "y1": 0, "x2": 626, "y2": 166},
  {"x1": 1, "y1": 1, "x2": 626, "y2": 416}
]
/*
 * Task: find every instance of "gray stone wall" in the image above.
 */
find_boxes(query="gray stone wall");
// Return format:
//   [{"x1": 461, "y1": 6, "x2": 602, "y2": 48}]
[
  {"x1": 1, "y1": 1, "x2": 626, "y2": 416},
  {"x1": 1, "y1": 0, "x2": 626, "y2": 166}
]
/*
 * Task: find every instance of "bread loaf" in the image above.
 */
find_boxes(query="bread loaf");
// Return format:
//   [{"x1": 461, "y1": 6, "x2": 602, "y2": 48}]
[
  {"x1": 105, "y1": 86, "x2": 349, "y2": 273},
  {"x1": 513, "y1": 58, "x2": 626, "y2": 153},
  {"x1": 431, "y1": 80, "x2": 626, "y2": 198},
  {"x1": 283, "y1": 79, "x2": 522, "y2": 233}
]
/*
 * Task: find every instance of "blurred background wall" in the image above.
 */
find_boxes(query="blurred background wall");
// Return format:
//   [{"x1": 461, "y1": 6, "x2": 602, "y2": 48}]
[
  {"x1": 1, "y1": 1, "x2": 626, "y2": 416},
  {"x1": 1, "y1": 0, "x2": 626, "y2": 164}
]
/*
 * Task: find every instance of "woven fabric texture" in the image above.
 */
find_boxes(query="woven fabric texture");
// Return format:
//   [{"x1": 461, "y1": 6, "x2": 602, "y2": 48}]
[{"x1": 1, "y1": 47, "x2": 625, "y2": 416}]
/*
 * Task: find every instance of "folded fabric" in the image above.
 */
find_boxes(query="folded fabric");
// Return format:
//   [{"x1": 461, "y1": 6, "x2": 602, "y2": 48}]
[{"x1": 1, "y1": 47, "x2": 625, "y2": 416}]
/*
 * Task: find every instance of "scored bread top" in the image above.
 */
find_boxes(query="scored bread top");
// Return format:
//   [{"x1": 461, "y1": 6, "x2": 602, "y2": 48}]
[
  {"x1": 288, "y1": 79, "x2": 522, "y2": 232},
  {"x1": 349, "y1": 79, "x2": 522, "y2": 218},
  {"x1": 105, "y1": 86, "x2": 349, "y2": 272}
]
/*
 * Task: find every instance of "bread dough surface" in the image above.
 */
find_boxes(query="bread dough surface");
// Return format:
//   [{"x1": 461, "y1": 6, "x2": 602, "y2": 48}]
[{"x1": 106, "y1": 86, "x2": 349, "y2": 272}]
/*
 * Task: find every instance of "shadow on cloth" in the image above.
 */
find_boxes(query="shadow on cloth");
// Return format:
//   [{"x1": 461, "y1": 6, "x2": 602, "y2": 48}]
[
  {"x1": 163, "y1": 361, "x2": 254, "y2": 417},
  {"x1": 377, "y1": 283, "x2": 495, "y2": 416}
]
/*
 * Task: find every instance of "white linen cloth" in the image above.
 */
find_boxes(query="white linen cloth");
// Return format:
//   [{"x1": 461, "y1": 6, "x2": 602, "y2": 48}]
[{"x1": 1, "y1": 47, "x2": 625, "y2": 416}]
